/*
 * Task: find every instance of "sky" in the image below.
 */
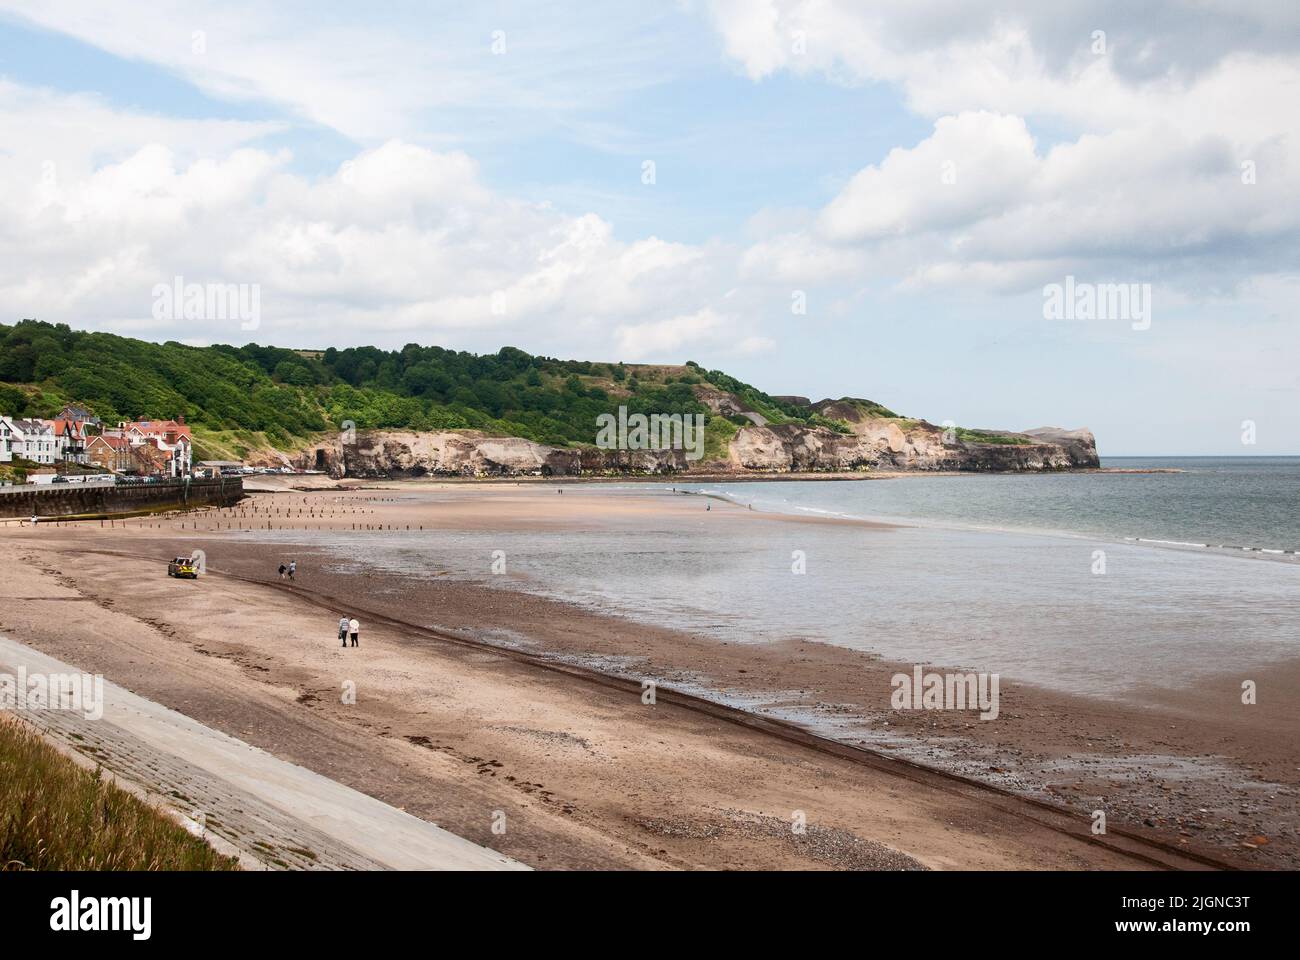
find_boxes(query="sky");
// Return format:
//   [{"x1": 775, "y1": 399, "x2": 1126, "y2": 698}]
[{"x1": 0, "y1": 1, "x2": 1297, "y2": 455}]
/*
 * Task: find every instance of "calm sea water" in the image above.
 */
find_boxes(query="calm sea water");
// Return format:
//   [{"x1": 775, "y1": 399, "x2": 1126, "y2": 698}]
[
  {"x1": 255, "y1": 458, "x2": 1300, "y2": 698},
  {"x1": 683, "y1": 457, "x2": 1300, "y2": 552}
]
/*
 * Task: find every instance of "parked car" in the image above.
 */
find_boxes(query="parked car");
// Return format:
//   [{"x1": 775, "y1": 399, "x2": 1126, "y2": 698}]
[{"x1": 167, "y1": 557, "x2": 199, "y2": 578}]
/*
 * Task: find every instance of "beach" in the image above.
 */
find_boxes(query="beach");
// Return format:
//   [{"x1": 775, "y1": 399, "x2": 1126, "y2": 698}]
[{"x1": 1, "y1": 482, "x2": 1295, "y2": 870}]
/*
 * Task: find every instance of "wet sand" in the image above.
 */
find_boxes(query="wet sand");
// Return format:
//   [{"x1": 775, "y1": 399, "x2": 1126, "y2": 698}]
[{"x1": 2, "y1": 484, "x2": 1294, "y2": 869}]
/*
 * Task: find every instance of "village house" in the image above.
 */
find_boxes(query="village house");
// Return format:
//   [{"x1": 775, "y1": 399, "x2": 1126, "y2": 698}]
[
  {"x1": 0, "y1": 405, "x2": 97, "y2": 466},
  {"x1": 130, "y1": 417, "x2": 192, "y2": 476},
  {"x1": 85, "y1": 435, "x2": 170, "y2": 475},
  {"x1": 5, "y1": 404, "x2": 192, "y2": 477},
  {"x1": 94, "y1": 417, "x2": 192, "y2": 476},
  {"x1": 84, "y1": 434, "x2": 135, "y2": 473},
  {"x1": 45, "y1": 418, "x2": 90, "y2": 464},
  {"x1": 0, "y1": 417, "x2": 57, "y2": 464},
  {"x1": 57, "y1": 403, "x2": 101, "y2": 429},
  {"x1": 0, "y1": 415, "x2": 15, "y2": 463},
  {"x1": 43, "y1": 403, "x2": 100, "y2": 465},
  {"x1": 126, "y1": 440, "x2": 170, "y2": 476}
]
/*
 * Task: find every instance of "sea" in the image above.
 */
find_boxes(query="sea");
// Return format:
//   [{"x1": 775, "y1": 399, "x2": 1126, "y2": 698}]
[{"x1": 261, "y1": 457, "x2": 1300, "y2": 699}]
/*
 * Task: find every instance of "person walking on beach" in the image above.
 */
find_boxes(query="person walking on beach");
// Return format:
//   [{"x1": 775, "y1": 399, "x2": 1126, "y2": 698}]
[
  {"x1": 338, "y1": 616, "x2": 350, "y2": 647},
  {"x1": 278, "y1": 562, "x2": 286, "y2": 579},
  {"x1": 288, "y1": 559, "x2": 297, "y2": 581},
  {"x1": 348, "y1": 617, "x2": 360, "y2": 647}
]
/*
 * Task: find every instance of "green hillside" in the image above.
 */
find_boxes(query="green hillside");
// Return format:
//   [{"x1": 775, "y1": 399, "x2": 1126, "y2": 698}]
[{"x1": 0, "y1": 319, "x2": 863, "y2": 460}]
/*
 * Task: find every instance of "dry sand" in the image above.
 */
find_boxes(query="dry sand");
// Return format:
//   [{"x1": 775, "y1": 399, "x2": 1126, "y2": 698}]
[
  {"x1": 1, "y1": 483, "x2": 1292, "y2": 870},
  {"x1": 0, "y1": 636, "x2": 526, "y2": 871}
]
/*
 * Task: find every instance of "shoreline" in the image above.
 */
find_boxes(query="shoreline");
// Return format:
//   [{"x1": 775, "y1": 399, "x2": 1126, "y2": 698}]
[
  {"x1": 254, "y1": 472, "x2": 1299, "y2": 563},
  {"x1": 249, "y1": 465, "x2": 1177, "y2": 492},
  {"x1": 0, "y1": 528, "x2": 1166, "y2": 871},
  {"x1": 0, "y1": 534, "x2": 1241, "y2": 871},
  {"x1": 2, "y1": 486, "x2": 1295, "y2": 869}
]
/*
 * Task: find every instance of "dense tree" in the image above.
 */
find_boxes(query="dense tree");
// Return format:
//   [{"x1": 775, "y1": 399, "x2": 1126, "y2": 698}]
[{"x1": 0, "y1": 319, "x2": 858, "y2": 448}]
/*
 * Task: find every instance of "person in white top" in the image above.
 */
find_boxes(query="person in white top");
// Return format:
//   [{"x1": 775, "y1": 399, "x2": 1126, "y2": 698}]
[{"x1": 348, "y1": 618, "x2": 360, "y2": 647}]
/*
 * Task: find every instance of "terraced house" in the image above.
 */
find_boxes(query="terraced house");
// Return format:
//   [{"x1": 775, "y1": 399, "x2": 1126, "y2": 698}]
[
  {"x1": 48, "y1": 417, "x2": 89, "y2": 464},
  {"x1": 0, "y1": 416, "x2": 56, "y2": 464},
  {"x1": 96, "y1": 417, "x2": 193, "y2": 477},
  {"x1": 84, "y1": 434, "x2": 134, "y2": 473}
]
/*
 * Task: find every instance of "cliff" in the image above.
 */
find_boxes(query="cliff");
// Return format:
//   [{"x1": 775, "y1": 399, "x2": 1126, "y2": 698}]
[
  {"x1": 0, "y1": 322, "x2": 1098, "y2": 478},
  {"x1": 294, "y1": 395, "x2": 1098, "y2": 479}
]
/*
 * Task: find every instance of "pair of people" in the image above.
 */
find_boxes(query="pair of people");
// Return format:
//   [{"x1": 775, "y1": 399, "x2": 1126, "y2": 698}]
[
  {"x1": 338, "y1": 616, "x2": 360, "y2": 647},
  {"x1": 278, "y1": 559, "x2": 297, "y2": 580}
]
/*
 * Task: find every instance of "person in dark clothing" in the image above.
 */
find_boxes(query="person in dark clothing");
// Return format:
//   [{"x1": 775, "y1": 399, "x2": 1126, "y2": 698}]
[{"x1": 278, "y1": 562, "x2": 286, "y2": 579}]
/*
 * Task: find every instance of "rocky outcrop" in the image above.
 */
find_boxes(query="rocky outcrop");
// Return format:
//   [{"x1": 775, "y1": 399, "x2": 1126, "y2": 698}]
[
  {"x1": 696, "y1": 387, "x2": 768, "y2": 425},
  {"x1": 300, "y1": 430, "x2": 690, "y2": 479},
  {"x1": 1021, "y1": 427, "x2": 1101, "y2": 467},
  {"x1": 729, "y1": 420, "x2": 1097, "y2": 472},
  {"x1": 296, "y1": 415, "x2": 1098, "y2": 479}
]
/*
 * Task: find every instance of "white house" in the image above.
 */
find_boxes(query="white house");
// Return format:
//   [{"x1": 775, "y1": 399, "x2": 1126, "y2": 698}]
[
  {"x1": 0, "y1": 415, "x2": 17, "y2": 463},
  {"x1": 0, "y1": 417, "x2": 57, "y2": 464}
]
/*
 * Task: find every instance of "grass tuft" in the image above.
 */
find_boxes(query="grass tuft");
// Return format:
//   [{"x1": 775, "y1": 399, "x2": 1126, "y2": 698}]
[{"x1": 0, "y1": 718, "x2": 239, "y2": 871}]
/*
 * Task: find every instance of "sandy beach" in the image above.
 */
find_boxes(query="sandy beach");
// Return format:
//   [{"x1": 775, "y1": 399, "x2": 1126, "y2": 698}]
[{"x1": 2, "y1": 482, "x2": 1294, "y2": 870}]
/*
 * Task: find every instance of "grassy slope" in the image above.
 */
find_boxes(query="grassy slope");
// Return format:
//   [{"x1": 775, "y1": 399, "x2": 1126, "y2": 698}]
[
  {"x1": 0, "y1": 321, "x2": 820, "y2": 449},
  {"x1": 0, "y1": 717, "x2": 238, "y2": 870},
  {"x1": 0, "y1": 319, "x2": 1030, "y2": 454}
]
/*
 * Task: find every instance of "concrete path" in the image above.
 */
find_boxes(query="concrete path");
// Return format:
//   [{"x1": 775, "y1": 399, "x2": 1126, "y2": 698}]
[{"x1": 0, "y1": 635, "x2": 528, "y2": 871}]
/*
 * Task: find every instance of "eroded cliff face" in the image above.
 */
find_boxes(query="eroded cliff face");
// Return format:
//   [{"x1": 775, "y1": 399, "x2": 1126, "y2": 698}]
[
  {"x1": 728, "y1": 421, "x2": 1096, "y2": 472},
  {"x1": 296, "y1": 415, "x2": 1098, "y2": 479},
  {"x1": 300, "y1": 430, "x2": 689, "y2": 478}
]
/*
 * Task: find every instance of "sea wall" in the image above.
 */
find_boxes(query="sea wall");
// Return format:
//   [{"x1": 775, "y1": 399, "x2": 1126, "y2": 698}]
[{"x1": 0, "y1": 478, "x2": 244, "y2": 518}]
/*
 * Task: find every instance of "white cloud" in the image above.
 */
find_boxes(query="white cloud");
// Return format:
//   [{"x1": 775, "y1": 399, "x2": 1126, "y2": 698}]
[
  {"x1": 5, "y1": 0, "x2": 1297, "y2": 393},
  {"x1": 736, "y1": 334, "x2": 777, "y2": 354},
  {"x1": 615, "y1": 307, "x2": 723, "y2": 360},
  {"x1": 0, "y1": 84, "x2": 766, "y2": 359},
  {"x1": 817, "y1": 111, "x2": 1039, "y2": 243},
  {"x1": 0, "y1": 1, "x2": 696, "y2": 145},
  {"x1": 706, "y1": 1, "x2": 1300, "y2": 296}
]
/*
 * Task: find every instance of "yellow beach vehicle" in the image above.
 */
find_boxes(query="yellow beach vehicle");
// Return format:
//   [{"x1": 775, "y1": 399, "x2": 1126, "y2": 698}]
[{"x1": 167, "y1": 556, "x2": 198, "y2": 578}]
